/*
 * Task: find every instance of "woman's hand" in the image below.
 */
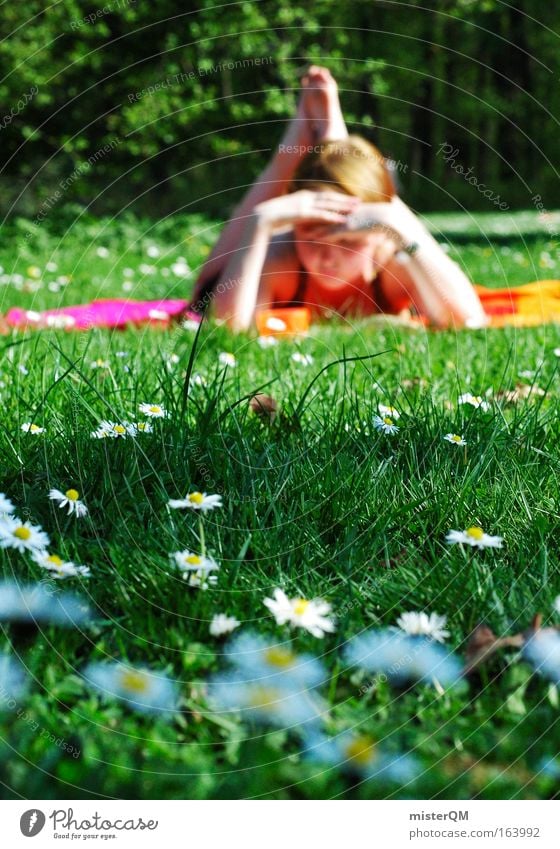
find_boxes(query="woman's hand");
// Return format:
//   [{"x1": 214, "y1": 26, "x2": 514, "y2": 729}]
[{"x1": 254, "y1": 190, "x2": 360, "y2": 234}]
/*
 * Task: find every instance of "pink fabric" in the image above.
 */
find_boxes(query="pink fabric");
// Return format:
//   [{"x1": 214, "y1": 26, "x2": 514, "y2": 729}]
[{"x1": 5, "y1": 299, "x2": 200, "y2": 330}]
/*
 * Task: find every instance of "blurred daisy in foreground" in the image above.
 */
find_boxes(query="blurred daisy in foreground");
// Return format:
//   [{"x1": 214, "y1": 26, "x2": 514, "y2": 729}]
[
  {"x1": 21, "y1": 423, "x2": 44, "y2": 435},
  {"x1": 458, "y1": 393, "x2": 490, "y2": 411},
  {"x1": 378, "y1": 404, "x2": 400, "y2": 420},
  {"x1": 345, "y1": 629, "x2": 462, "y2": 689},
  {"x1": 396, "y1": 611, "x2": 449, "y2": 643},
  {"x1": 209, "y1": 613, "x2": 240, "y2": 637},
  {"x1": 303, "y1": 731, "x2": 420, "y2": 784},
  {"x1": 264, "y1": 588, "x2": 335, "y2": 638},
  {"x1": 219, "y1": 352, "x2": 237, "y2": 368},
  {"x1": 207, "y1": 671, "x2": 326, "y2": 729},
  {"x1": 446, "y1": 526, "x2": 503, "y2": 550},
  {"x1": 83, "y1": 662, "x2": 178, "y2": 715},
  {"x1": 168, "y1": 491, "x2": 223, "y2": 512},
  {"x1": 373, "y1": 415, "x2": 399, "y2": 435},
  {"x1": 0, "y1": 655, "x2": 28, "y2": 704},
  {"x1": 554, "y1": 596, "x2": 560, "y2": 615},
  {"x1": 172, "y1": 550, "x2": 219, "y2": 578},
  {"x1": 139, "y1": 402, "x2": 168, "y2": 419},
  {"x1": 553, "y1": 348, "x2": 560, "y2": 358},
  {"x1": 96, "y1": 246, "x2": 109, "y2": 258},
  {"x1": 0, "y1": 494, "x2": 16, "y2": 515},
  {"x1": 523, "y1": 630, "x2": 560, "y2": 686},
  {"x1": 225, "y1": 631, "x2": 326, "y2": 689},
  {"x1": 0, "y1": 580, "x2": 91, "y2": 627},
  {"x1": 291, "y1": 352, "x2": 313, "y2": 366},
  {"x1": 32, "y1": 551, "x2": 91, "y2": 580},
  {"x1": 0, "y1": 518, "x2": 49, "y2": 553},
  {"x1": 444, "y1": 433, "x2": 467, "y2": 446},
  {"x1": 49, "y1": 488, "x2": 88, "y2": 518}
]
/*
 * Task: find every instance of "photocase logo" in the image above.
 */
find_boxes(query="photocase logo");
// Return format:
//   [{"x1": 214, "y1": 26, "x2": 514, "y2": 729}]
[{"x1": 20, "y1": 809, "x2": 46, "y2": 837}]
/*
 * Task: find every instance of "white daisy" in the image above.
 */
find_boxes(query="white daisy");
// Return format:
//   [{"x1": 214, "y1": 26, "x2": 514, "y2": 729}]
[
  {"x1": 90, "y1": 359, "x2": 110, "y2": 370},
  {"x1": 48, "y1": 488, "x2": 88, "y2": 518},
  {"x1": 91, "y1": 420, "x2": 131, "y2": 439},
  {"x1": 553, "y1": 596, "x2": 560, "y2": 615},
  {"x1": 146, "y1": 245, "x2": 160, "y2": 258},
  {"x1": 96, "y1": 246, "x2": 109, "y2": 258},
  {"x1": 291, "y1": 352, "x2": 313, "y2": 366},
  {"x1": 257, "y1": 335, "x2": 278, "y2": 348},
  {"x1": 446, "y1": 526, "x2": 503, "y2": 549},
  {"x1": 553, "y1": 348, "x2": 560, "y2": 358},
  {"x1": 172, "y1": 259, "x2": 190, "y2": 277},
  {"x1": 32, "y1": 551, "x2": 91, "y2": 579},
  {"x1": 346, "y1": 629, "x2": 462, "y2": 689},
  {"x1": 458, "y1": 393, "x2": 490, "y2": 411},
  {"x1": 83, "y1": 662, "x2": 178, "y2": 715},
  {"x1": 0, "y1": 517, "x2": 50, "y2": 553},
  {"x1": 219, "y1": 352, "x2": 237, "y2": 368},
  {"x1": 0, "y1": 579, "x2": 91, "y2": 626},
  {"x1": 190, "y1": 373, "x2": 208, "y2": 387},
  {"x1": 0, "y1": 654, "x2": 28, "y2": 702},
  {"x1": 208, "y1": 672, "x2": 325, "y2": 728},
  {"x1": 138, "y1": 402, "x2": 168, "y2": 419},
  {"x1": 168, "y1": 491, "x2": 223, "y2": 512},
  {"x1": 0, "y1": 494, "x2": 16, "y2": 515},
  {"x1": 134, "y1": 421, "x2": 153, "y2": 434},
  {"x1": 21, "y1": 423, "x2": 44, "y2": 435},
  {"x1": 373, "y1": 415, "x2": 399, "y2": 435},
  {"x1": 186, "y1": 570, "x2": 218, "y2": 590},
  {"x1": 182, "y1": 319, "x2": 200, "y2": 331},
  {"x1": 226, "y1": 631, "x2": 326, "y2": 689},
  {"x1": 172, "y1": 550, "x2": 219, "y2": 575},
  {"x1": 396, "y1": 611, "x2": 450, "y2": 643},
  {"x1": 209, "y1": 613, "x2": 241, "y2": 637},
  {"x1": 444, "y1": 433, "x2": 467, "y2": 446},
  {"x1": 263, "y1": 588, "x2": 335, "y2": 638},
  {"x1": 303, "y1": 731, "x2": 420, "y2": 784},
  {"x1": 378, "y1": 404, "x2": 400, "y2": 420}
]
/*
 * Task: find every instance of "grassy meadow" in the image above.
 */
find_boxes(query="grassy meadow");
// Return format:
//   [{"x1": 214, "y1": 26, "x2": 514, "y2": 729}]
[{"x1": 0, "y1": 209, "x2": 559, "y2": 799}]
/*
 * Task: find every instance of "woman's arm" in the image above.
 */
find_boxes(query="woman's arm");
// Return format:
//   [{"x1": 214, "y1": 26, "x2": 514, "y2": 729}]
[
  {"x1": 338, "y1": 197, "x2": 488, "y2": 328},
  {"x1": 196, "y1": 67, "x2": 349, "y2": 289},
  {"x1": 212, "y1": 190, "x2": 359, "y2": 331}
]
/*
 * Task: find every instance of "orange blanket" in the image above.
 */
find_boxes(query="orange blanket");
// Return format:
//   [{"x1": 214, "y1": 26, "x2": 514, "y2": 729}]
[{"x1": 474, "y1": 280, "x2": 560, "y2": 327}]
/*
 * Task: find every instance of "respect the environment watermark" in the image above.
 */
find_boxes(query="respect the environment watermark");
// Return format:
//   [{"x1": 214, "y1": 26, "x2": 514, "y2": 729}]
[{"x1": 127, "y1": 56, "x2": 274, "y2": 103}]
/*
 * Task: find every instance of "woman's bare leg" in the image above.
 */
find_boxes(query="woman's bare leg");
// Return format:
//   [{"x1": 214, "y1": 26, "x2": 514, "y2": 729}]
[{"x1": 195, "y1": 67, "x2": 349, "y2": 287}]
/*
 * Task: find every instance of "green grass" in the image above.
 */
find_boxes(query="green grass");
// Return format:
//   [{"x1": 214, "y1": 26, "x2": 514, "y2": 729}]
[{"x1": 0, "y1": 209, "x2": 560, "y2": 800}]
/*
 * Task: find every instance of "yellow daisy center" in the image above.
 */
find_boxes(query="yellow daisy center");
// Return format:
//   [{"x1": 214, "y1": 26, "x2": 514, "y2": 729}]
[
  {"x1": 114, "y1": 425, "x2": 126, "y2": 434},
  {"x1": 451, "y1": 435, "x2": 462, "y2": 443},
  {"x1": 248, "y1": 686, "x2": 279, "y2": 710},
  {"x1": 14, "y1": 526, "x2": 31, "y2": 541},
  {"x1": 472, "y1": 396, "x2": 483, "y2": 405},
  {"x1": 185, "y1": 554, "x2": 202, "y2": 566},
  {"x1": 264, "y1": 647, "x2": 295, "y2": 668},
  {"x1": 46, "y1": 554, "x2": 64, "y2": 567},
  {"x1": 149, "y1": 405, "x2": 161, "y2": 413},
  {"x1": 466, "y1": 526, "x2": 484, "y2": 540},
  {"x1": 383, "y1": 417, "x2": 394, "y2": 426},
  {"x1": 119, "y1": 670, "x2": 149, "y2": 694},
  {"x1": 188, "y1": 492, "x2": 204, "y2": 505},
  {"x1": 65, "y1": 489, "x2": 79, "y2": 501},
  {"x1": 137, "y1": 423, "x2": 148, "y2": 431},
  {"x1": 293, "y1": 599, "x2": 309, "y2": 616},
  {"x1": 30, "y1": 424, "x2": 40, "y2": 432},
  {"x1": 345, "y1": 735, "x2": 376, "y2": 767}
]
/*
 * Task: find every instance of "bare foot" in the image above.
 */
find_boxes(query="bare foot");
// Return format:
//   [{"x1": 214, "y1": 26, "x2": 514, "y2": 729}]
[{"x1": 299, "y1": 65, "x2": 348, "y2": 142}]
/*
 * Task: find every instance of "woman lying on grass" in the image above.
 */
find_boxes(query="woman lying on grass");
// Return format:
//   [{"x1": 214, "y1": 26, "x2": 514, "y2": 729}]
[{"x1": 193, "y1": 65, "x2": 488, "y2": 332}]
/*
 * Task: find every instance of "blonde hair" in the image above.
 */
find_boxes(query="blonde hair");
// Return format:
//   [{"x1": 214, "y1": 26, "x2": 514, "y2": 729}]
[{"x1": 288, "y1": 135, "x2": 395, "y2": 202}]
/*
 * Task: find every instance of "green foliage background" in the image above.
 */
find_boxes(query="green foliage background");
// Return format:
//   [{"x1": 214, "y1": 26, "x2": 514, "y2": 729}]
[{"x1": 1, "y1": 0, "x2": 558, "y2": 219}]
